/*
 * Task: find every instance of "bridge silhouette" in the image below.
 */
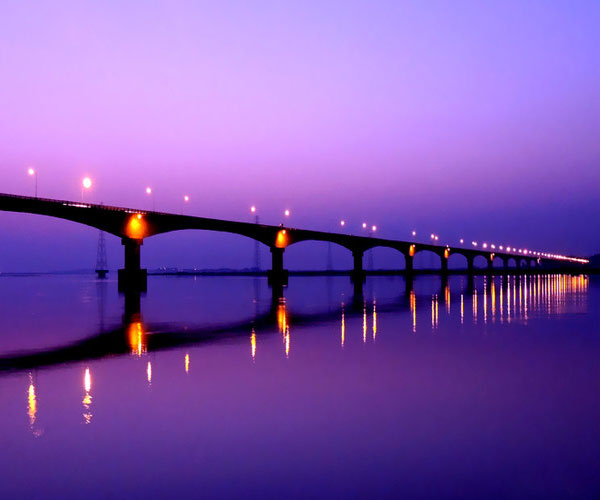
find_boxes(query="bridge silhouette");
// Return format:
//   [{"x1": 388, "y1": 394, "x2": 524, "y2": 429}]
[{"x1": 0, "y1": 192, "x2": 588, "y2": 290}]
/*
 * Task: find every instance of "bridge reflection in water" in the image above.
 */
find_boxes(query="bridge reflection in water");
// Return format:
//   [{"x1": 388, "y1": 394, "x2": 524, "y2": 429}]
[
  {"x1": 9, "y1": 273, "x2": 589, "y2": 436},
  {"x1": 6, "y1": 274, "x2": 589, "y2": 374}
]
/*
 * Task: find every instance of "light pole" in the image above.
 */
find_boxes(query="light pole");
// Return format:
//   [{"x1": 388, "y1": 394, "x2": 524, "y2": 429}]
[
  {"x1": 82, "y1": 177, "x2": 92, "y2": 202},
  {"x1": 251, "y1": 206, "x2": 260, "y2": 270},
  {"x1": 146, "y1": 187, "x2": 155, "y2": 210},
  {"x1": 27, "y1": 168, "x2": 38, "y2": 198}
]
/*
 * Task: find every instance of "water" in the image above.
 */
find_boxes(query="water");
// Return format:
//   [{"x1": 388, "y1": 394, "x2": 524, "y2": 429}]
[{"x1": 0, "y1": 274, "x2": 598, "y2": 499}]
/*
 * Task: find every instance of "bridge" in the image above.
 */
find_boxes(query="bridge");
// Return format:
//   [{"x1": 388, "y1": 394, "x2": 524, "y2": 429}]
[{"x1": 0, "y1": 192, "x2": 589, "y2": 290}]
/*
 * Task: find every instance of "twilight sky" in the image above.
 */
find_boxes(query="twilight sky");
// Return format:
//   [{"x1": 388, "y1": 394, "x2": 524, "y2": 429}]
[{"x1": 0, "y1": 0, "x2": 599, "y2": 272}]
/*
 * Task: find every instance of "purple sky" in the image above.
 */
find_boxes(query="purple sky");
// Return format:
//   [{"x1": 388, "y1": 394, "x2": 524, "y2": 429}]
[{"x1": 1, "y1": 1, "x2": 599, "y2": 271}]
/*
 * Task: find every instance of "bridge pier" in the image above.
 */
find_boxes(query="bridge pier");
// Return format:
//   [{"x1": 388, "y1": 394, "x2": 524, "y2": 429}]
[
  {"x1": 350, "y1": 250, "x2": 366, "y2": 283},
  {"x1": 404, "y1": 254, "x2": 414, "y2": 275},
  {"x1": 118, "y1": 238, "x2": 147, "y2": 292},
  {"x1": 487, "y1": 257, "x2": 494, "y2": 273},
  {"x1": 467, "y1": 256, "x2": 475, "y2": 274},
  {"x1": 440, "y1": 254, "x2": 448, "y2": 274},
  {"x1": 267, "y1": 247, "x2": 288, "y2": 286}
]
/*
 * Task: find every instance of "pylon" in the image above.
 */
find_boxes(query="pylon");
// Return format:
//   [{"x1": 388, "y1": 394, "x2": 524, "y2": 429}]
[{"x1": 95, "y1": 230, "x2": 108, "y2": 278}]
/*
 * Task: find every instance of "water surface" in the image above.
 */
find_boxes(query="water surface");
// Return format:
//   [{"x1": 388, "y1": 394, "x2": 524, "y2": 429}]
[{"x1": 0, "y1": 274, "x2": 598, "y2": 498}]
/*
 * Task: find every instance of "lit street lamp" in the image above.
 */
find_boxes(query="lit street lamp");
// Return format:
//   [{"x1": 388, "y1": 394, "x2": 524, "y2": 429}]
[
  {"x1": 146, "y1": 187, "x2": 154, "y2": 210},
  {"x1": 81, "y1": 177, "x2": 92, "y2": 202},
  {"x1": 27, "y1": 168, "x2": 37, "y2": 197}
]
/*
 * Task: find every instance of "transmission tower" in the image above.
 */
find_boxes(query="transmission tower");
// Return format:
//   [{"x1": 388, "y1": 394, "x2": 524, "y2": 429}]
[
  {"x1": 327, "y1": 242, "x2": 333, "y2": 271},
  {"x1": 95, "y1": 230, "x2": 108, "y2": 278}
]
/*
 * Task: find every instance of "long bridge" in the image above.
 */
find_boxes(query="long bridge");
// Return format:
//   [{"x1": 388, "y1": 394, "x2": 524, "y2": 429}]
[{"x1": 0, "y1": 192, "x2": 589, "y2": 290}]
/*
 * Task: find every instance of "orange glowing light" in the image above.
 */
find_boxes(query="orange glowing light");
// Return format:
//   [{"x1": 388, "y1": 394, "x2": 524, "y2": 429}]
[
  {"x1": 444, "y1": 248, "x2": 450, "y2": 259},
  {"x1": 275, "y1": 230, "x2": 288, "y2": 248},
  {"x1": 409, "y1": 244, "x2": 416, "y2": 257},
  {"x1": 126, "y1": 214, "x2": 147, "y2": 239}
]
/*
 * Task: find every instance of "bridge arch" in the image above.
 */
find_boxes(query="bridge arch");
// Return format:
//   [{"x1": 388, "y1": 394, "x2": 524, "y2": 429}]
[
  {"x1": 143, "y1": 228, "x2": 270, "y2": 271},
  {"x1": 282, "y1": 239, "x2": 353, "y2": 271},
  {"x1": 363, "y1": 246, "x2": 407, "y2": 271},
  {"x1": 473, "y1": 255, "x2": 489, "y2": 269},
  {"x1": 413, "y1": 248, "x2": 443, "y2": 270},
  {"x1": 448, "y1": 251, "x2": 469, "y2": 270}
]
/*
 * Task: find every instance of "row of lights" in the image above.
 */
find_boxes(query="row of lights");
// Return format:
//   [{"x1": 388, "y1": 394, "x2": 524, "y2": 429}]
[
  {"x1": 25, "y1": 169, "x2": 587, "y2": 263},
  {"x1": 409, "y1": 228, "x2": 588, "y2": 264}
]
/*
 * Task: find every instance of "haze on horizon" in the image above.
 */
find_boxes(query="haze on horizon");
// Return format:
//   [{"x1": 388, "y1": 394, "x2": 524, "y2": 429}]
[{"x1": 1, "y1": 0, "x2": 599, "y2": 272}]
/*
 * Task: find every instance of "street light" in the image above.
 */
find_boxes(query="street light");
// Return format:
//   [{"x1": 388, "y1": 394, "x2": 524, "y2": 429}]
[
  {"x1": 27, "y1": 168, "x2": 37, "y2": 197},
  {"x1": 459, "y1": 238, "x2": 464, "y2": 244},
  {"x1": 340, "y1": 220, "x2": 345, "y2": 227},
  {"x1": 182, "y1": 195, "x2": 190, "y2": 214},
  {"x1": 284, "y1": 209, "x2": 290, "y2": 217},
  {"x1": 146, "y1": 187, "x2": 154, "y2": 210},
  {"x1": 371, "y1": 225, "x2": 377, "y2": 232},
  {"x1": 362, "y1": 222, "x2": 367, "y2": 229},
  {"x1": 81, "y1": 177, "x2": 92, "y2": 202},
  {"x1": 411, "y1": 230, "x2": 416, "y2": 237}
]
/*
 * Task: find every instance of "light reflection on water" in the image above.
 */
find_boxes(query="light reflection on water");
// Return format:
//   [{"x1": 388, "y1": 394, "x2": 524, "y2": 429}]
[{"x1": 0, "y1": 273, "x2": 598, "y2": 498}]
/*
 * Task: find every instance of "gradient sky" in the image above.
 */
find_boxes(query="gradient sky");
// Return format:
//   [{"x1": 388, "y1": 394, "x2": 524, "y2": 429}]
[{"x1": 1, "y1": 0, "x2": 599, "y2": 271}]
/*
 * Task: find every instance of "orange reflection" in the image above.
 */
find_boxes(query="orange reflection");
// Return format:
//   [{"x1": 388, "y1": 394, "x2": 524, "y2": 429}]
[
  {"x1": 409, "y1": 244, "x2": 416, "y2": 257},
  {"x1": 410, "y1": 291, "x2": 416, "y2": 333},
  {"x1": 27, "y1": 373, "x2": 37, "y2": 430},
  {"x1": 341, "y1": 304, "x2": 345, "y2": 347},
  {"x1": 483, "y1": 281, "x2": 487, "y2": 324},
  {"x1": 431, "y1": 295, "x2": 438, "y2": 329},
  {"x1": 372, "y1": 300, "x2": 377, "y2": 341},
  {"x1": 491, "y1": 279, "x2": 496, "y2": 322},
  {"x1": 285, "y1": 327, "x2": 290, "y2": 358},
  {"x1": 185, "y1": 353, "x2": 190, "y2": 373},
  {"x1": 147, "y1": 362, "x2": 152, "y2": 385},
  {"x1": 251, "y1": 330, "x2": 256, "y2": 360},
  {"x1": 363, "y1": 303, "x2": 367, "y2": 343},
  {"x1": 128, "y1": 322, "x2": 147, "y2": 357},
  {"x1": 82, "y1": 368, "x2": 92, "y2": 425},
  {"x1": 277, "y1": 301, "x2": 287, "y2": 334}
]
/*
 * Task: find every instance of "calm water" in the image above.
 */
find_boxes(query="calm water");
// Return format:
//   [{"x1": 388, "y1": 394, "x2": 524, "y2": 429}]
[{"x1": 0, "y1": 274, "x2": 598, "y2": 499}]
